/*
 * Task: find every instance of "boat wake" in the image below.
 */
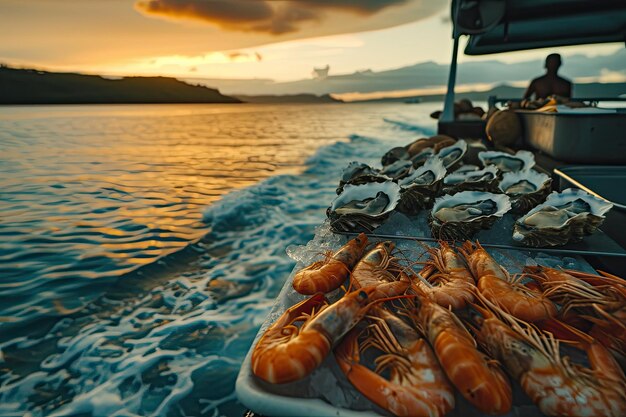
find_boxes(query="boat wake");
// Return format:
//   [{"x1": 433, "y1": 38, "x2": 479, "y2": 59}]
[{"x1": 0, "y1": 121, "x2": 434, "y2": 417}]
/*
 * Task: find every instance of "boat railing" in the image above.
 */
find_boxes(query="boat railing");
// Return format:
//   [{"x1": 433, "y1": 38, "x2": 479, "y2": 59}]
[{"x1": 488, "y1": 95, "x2": 626, "y2": 109}]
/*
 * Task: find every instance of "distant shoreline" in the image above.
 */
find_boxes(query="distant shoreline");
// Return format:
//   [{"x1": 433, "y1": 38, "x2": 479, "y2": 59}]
[
  {"x1": 0, "y1": 65, "x2": 241, "y2": 105},
  {"x1": 2, "y1": 65, "x2": 623, "y2": 105}
]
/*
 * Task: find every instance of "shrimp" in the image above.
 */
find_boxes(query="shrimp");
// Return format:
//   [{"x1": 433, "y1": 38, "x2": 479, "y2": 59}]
[
  {"x1": 460, "y1": 241, "x2": 556, "y2": 322},
  {"x1": 292, "y1": 233, "x2": 368, "y2": 294},
  {"x1": 589, "y1": 308, "x2": 626, "y2": 368},
  {"x1": 335, "y1": 306, "x2": 454, "y2": 417},
  {"x1": 351, "y1": 241, "x2": 398, "y2": 288},
  {"x1": 466, "y1": 299, "x2": 626, "y2": 417},
  {"x1": 526, "y1": 265, "x2": 626, "y2": 311},
  {"x1": 414, "y1": 241, "x2": 475, "y2": 309},
  {"x1": 251, "y1": 280, "x2": 409, "y2": 384},
  {"x1": 526, "y1": 265, "x2": 626, "y2": 288},
  {"x1": 408, "y1": 289, "x2": 512, "y2": 415},
  {"x1": 527, "y1": 265, "x2": 626, "y2": 331}
]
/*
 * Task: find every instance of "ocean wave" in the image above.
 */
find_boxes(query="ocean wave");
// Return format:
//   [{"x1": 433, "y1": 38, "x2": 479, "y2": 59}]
[
  {"x1": 383, "y1": 117, "x2": 437, "y2": 136},
  {"x1": 0, "y1": 113, "x2": 435, "y2": 417}
]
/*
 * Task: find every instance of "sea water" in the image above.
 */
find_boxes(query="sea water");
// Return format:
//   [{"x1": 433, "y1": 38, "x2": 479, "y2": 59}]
[{"x1": 0, "y1": 102, "x2": 438, "y2": 416}]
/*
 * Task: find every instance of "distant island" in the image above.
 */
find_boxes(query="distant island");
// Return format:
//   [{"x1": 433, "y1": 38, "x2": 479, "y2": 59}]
[
  {"x1": 3, "y1": 64, "x2": 623, "y2": 106},
  {"x1": 0, "y1": 65, "x2": 240, "y2": 104},
  {"x1": 350, "y1": 82, "x2": 626, "y2": 103},
  {"x1": 233, "y1": 94, "x2": 342, "y2": 103}
]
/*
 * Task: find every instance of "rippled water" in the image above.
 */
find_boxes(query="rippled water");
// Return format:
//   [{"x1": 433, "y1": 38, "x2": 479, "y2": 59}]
[{"x1": 0, "y1": 102, "x2": 437, "y2": 416}]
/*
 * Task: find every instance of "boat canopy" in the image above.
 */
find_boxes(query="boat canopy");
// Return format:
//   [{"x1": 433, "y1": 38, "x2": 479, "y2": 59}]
[{"x1": 453, "y1": 0, "x2": 626, "y2": 55}]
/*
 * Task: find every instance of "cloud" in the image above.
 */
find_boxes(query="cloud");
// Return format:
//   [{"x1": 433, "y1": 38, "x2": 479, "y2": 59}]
[
  {"x1": 135, "y1": 0, "x2": 274, "y2": 28},
  {"x1": 135, "y1": 0, "x2": 417, "y2": 34},
  {"x1": 294, "y1": 0, "x2": 410, "y2": 14},
  {"x1": 138, "y1": 50, "x2": 263, "y2": 70},
  {"x1": 227, "y1": 51, "x2": 262, "y2": 62}
]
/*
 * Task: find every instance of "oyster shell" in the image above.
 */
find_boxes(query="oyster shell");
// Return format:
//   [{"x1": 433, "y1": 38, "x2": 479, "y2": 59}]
[
  {"x1": 442, "y1": 165, "x2": 499, "y2": 194},
  {"x1": 381, "y1": 147, "x2": 410, "y2": 166},
  {"x1": 453, "y1": 164, "x2": 480, "y2": 174},
  {"x1": 512, "y1": 188, "x2": 613, "y2": 247},
  {"x1": 336, "y1": 161, "x2": 390, "y2": 194},
  {"x1": 499, "y1": 169, "x2": 552, "y2": 214},
  {"x1": 380, "y1": 159, "x2": 413, "y2": 180},
  {"x1": 429, "y1": 191, "x2": 511, "y2": 240},
  {"x1": 396, "y1": 158, "x2": 447, "y2": 214},
  {"x1": 479, "y1": 150, "x2": 535, "y2": 173},
  {"x1": 410, "y1": 148, "x2": 435, "y2": 168},
  {"x1": 328, "y1": 182, "x2": 401, "y2": 232},
  {"x1": 437, "y1": 140, "x2": 468, "y2": 170}
]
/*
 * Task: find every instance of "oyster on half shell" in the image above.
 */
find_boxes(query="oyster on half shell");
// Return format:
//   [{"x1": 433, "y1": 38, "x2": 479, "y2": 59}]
[
  {"x1": 479, "y1": 150, "x2": 535, "y2": 173},
  {"x1": 410, "y1": 148, "x2": 435, "y2": 168},
  {"x1": 380, "y1": 159, "x2": 413, "y2": 181},
  {"x1": 512, "y1": 188, "x2": 613, "y2": 247},
  {"x1": 442, "y1": 165, "x2": 499, "y2": 194},
  {"x1": 499, "y1": 169, "x2": 552, "y2": 213},
  {"x1": 429, "y1": 191, "x2": 511, "y2": 241},
  {"x1": 396, "y1": 157, "x2": 447, "y2": 214},
  {"x1": 437, "y1": 140, "x2": 468, "y2": 170},
  {"x1": 336, "y1": 161, "x2": 390, "y2": 194},
  {"x1": 328, "y1": 181, "x2": 401, "y2": 232},
  {"x1": 381, "y1": 147, "x2": 410, "y2": 166}
]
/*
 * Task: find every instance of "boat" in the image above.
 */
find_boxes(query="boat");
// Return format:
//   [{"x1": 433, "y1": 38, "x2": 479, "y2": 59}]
[
  {"x1": 438, "y1": 0, "x2": 626, "y2": 274},
  {"x1": 236, "y1": 1, "x2": 626, "y2": 415}
]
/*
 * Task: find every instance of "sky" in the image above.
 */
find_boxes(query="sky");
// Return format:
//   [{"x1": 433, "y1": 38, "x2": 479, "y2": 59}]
[{"x1": 0, "y1": 0, "x2": 622, "y2": 83}]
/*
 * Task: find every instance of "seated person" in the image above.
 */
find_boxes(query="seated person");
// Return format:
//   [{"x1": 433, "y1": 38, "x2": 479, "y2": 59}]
[{"x1": 523, "y1": 53, "x2": 572, "y2": 100}]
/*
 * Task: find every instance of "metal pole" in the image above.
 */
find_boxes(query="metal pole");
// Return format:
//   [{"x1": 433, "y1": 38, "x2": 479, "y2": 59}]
[{"x1": 441, "y1": 35, "x2": 460, "y2": 122}]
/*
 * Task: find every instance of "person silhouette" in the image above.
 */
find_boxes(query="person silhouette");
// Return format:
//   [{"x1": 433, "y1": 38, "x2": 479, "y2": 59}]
[{"x1": 523, "y1": 53, "x2": 572, "y2": 100}]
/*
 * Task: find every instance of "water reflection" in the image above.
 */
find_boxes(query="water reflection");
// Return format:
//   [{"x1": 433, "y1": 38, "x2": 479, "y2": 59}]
[
  {"x1": 0, "y1": 102, "x2": 438, "y2": 416},
  {"x1": 0, "y1": 102, "x2": 433, "y2": 326}
]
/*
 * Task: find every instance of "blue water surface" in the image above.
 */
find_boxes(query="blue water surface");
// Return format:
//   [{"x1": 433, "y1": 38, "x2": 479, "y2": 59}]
[{"x1": 0, "y1": 102, "x2": 436, "y2": 416}]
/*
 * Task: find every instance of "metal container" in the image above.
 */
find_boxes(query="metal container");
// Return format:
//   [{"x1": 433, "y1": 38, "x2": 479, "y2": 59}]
[{"x1": 517, "y1": 109, "x2": 626, "y2": 163}]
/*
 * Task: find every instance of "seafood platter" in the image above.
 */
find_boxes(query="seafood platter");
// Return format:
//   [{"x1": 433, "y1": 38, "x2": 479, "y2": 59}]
[{"x1": 236, "y1": 136, "x2": 626, "y2": 416}]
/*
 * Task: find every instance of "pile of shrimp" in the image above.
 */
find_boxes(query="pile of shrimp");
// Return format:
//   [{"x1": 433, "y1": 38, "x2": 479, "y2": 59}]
[{"x1": 251, "y1": 234, "x2": 626, "y2": 417}]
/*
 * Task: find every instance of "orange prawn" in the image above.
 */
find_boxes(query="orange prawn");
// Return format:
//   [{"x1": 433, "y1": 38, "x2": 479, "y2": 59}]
[
  {"x1": 335, "y1": 306, "x2": 454, "y2": 417},
  {"x1": 467, "y1": 299, "x2": 626, "y2": 417},
  {"x1": 251, "y1": 280, "x2": 409, "y2": 384},
  {"x1": 414, "y1": 241, "x2": 475, "y2": 309},
  {"x1": 528, "y1": 265, "x2": 625, "y2": 321},
  {"x1": 292, "y1": 233, "x2": 367, "y2": 294},
  {"x1": 526, "y1": 265, "x2": 626, "y2": 315},
  {"x1": 409, "y1": 288, "x2": 512, "y2": 415},
  {"x1": 351, "y1": 240, "x2": 399, "y2": 288},
  {"x1": 461, "y1": 241, "x2": 556, "y2": 322}
]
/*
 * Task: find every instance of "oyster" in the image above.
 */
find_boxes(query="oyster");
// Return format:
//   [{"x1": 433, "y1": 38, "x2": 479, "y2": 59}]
[
  {"x1": 512, "y1": 188, "x2": 613, "y2": 247},
  {"x1": 442, "y1": 165, "x2": 499, "y2": 194},
  {"x1": 453, "y1": 164, "x2": 480, "y2": 174},
  {"x1": 381, "y1": 147, "x2": 410, "y2": 166},
  {"x1": 328, "y1": 182, "x2": 401, "y2": 232},
  {"x1": 478, "y1": 150, "x2": 535, "y2": 173},
  {"x1": 410, "y1": 148, "x2": 435, "y2": 168},
  {"x1": 499, "y1": 170, "x2": 552, "y2": 213},
  {"x1": 429, "y1": 191, "x2": 511, "y2": 241},
  {"x1": 396, "y1": 158, "x2": 447, "y2": 214},
  {"x1": 380, "y1": 159, "x2": 413, "y2": 180},
  {"x1": 337, "y1": 161, "x2": 389, "y2": 194},
  {"x1": 436, "y1": 140, "x2": 468, "y2": 170}
]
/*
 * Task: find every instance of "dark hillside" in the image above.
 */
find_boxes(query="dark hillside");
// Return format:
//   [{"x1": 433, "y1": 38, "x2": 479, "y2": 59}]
[{"x1": 0, "y1": 66, "x2": 240, "y2": 104}]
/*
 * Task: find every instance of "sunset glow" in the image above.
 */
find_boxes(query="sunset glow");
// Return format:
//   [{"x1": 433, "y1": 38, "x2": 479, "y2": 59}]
[{"x1": 0, "y1": 1, "x2": 623, "y2": 85}]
